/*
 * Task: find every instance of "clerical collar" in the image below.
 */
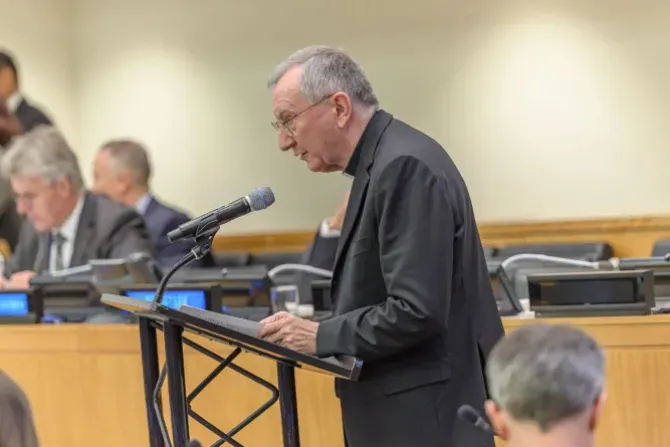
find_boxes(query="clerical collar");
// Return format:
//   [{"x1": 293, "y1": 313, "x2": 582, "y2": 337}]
[{"x1": 343, "y1": 109, "x2": 386, "y2": 178}]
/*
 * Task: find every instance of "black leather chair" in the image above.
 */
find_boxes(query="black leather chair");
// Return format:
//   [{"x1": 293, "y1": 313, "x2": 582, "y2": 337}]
[
  {"x1": 211, "y1": 252, "x2": 251, "y2": 268},
  {"x1": 482, "y1": 246, "x2": 497, "y2": 259},
  {"x1": 652, "y1": 239, "x2": 670, "y2": 257},
  {"x1": 248, "y1": 252, "x2": 304, "y2": 270}
]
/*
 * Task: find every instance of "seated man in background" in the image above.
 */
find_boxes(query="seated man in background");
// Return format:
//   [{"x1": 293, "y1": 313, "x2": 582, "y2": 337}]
[
  {"x1": 485, "y1": 323, "x2": 607, "y2": 447},
  {"x1": 92, "y1": 139, "x2": 199, "y2": 267},
  {"x1": 295, "y1": 191, "x2": 349, "y2": 304},
  {"x1": 0, "y1": 50, "x2": 52, "y2": 133},
  {"x1": 0, "y1": 126, "x2": 155, "y2": 288},
  {"x1": 305, "y1": 191, "x2": 348, "y2": 267}
]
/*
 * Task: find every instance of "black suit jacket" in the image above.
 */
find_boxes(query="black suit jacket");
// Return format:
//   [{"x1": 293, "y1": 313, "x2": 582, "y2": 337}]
[
  {"x1": 316, "y1": 110, "x2": 504, "y2": 447},
  {"x1": 5, "y1": 192, "x2": 155, "y2": 275},
  {"x1": 143, "y1": 197, "x2": 193, "y2": 267},
  {"x1": 15, "y1": 98, "x2": 52, "y2": 132}
]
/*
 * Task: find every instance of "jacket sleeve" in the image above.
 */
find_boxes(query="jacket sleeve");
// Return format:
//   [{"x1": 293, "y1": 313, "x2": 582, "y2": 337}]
[
  {"x1": 107, "y1": 209, "x2": 157, "y2": 260},
  {"x1": 316, "y1": 155, "x2": 455, "y2": 361}
]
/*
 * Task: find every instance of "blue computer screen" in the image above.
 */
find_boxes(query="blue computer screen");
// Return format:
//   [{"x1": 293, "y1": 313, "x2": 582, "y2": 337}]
[
  {"x1": 0, "y1": 292, "x2": 30, "y2": 316},
  {"x1": 124, "y1": 289, "x2": 207, "y2": 310}
]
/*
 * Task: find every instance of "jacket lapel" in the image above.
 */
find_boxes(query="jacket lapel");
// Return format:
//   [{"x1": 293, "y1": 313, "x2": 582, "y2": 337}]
[
  {"x1": 70, "y1": 193, "x2": 96, "y2": 267},
  {"x1": 33, "y1": 234, "x2": 50, "y2": 274},
  {"x1": 331, "y1": 110, "x2": 394, "y2": 281}
]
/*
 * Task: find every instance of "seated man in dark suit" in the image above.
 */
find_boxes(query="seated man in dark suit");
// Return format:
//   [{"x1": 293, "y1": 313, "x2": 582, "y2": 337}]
[
  {"x1": 296, "y1": 192, "x2": 349, "y2": 303},
  {"x1": 0, "y1": 126, "x2": 155, "y2": 288},
  {"x1": 92, "y1": 139, "x2": 201, "y2": 267}
]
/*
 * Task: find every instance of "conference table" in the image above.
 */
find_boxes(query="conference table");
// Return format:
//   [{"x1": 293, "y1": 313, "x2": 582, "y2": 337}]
[{"x1": 1, "y1": 315, "x2": 669, "y2": 447}]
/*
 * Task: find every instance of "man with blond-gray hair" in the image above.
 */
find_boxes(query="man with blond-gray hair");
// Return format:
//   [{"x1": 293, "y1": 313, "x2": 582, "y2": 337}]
[
  {"x1": 259, "y1": 45, "x2": 503, "y2": 447},
  {"x1": 92, "y1": 139, "x2": 197, "y2": 267},
  {"x1": 485, "y1": 323, "x2": 607, "y2": 447},
  {"x1": 0, "y1": 125, "x2": 155, "y2": 288}
]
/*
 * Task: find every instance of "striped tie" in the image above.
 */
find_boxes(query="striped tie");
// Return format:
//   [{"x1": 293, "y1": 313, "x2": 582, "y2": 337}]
[{"x1": 53, "y1": 232, "x2": 66, "y2": 271}]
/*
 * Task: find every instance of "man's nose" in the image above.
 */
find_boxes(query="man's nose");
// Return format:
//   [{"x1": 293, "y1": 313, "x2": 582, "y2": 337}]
[
  {"x1": 277, "y1": 128, "x2": 296, "y2": 152},
  {"x1": 15, "y1": 200, "x2": 27, "y2": 216}
]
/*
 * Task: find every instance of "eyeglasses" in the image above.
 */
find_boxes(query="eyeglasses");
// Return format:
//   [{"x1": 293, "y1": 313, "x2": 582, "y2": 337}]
[{"x1": 271, "y1": 94, "x2": 334, "y2": 133}]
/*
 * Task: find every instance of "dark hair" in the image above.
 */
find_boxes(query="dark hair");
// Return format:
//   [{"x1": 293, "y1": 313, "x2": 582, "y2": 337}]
[{"x1": 0, "y1": 51, "x2": 19, "y2": 82}]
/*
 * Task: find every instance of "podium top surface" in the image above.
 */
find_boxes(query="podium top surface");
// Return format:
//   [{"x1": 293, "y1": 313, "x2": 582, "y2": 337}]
[{"x1": 101, "y1": 293, "x2": 362, "y2": 381}]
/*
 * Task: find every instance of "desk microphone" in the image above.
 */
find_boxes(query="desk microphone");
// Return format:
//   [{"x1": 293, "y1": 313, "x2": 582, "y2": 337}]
[
  {"x1": 597, "y1": 254, "x2": 670, "y2": 271},
  {"x1": 167, "y1": 187, "x2": 275, "y2": 243},
  {"x1": 457, "y1": 404, "x2": 498, "y2": 437}
]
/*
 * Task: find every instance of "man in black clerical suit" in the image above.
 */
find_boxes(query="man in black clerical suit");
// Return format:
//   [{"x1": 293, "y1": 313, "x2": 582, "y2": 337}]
[{"x1": 259, "y1": 46, "x2": 504, "y2": 447}]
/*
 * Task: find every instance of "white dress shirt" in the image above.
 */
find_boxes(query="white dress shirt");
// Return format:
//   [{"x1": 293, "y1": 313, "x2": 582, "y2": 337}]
[
  {"x1": 319, "y1": 219, "x2": 341, "y2": 238},
  {"x1": 134, "y1": 193, "x2": 152, "y2": 216},
  {"x1": 6, "y1": 91, "x2": 22, "y2": 113},
  {"x1": 49, "y1": 195, "x2": 85, "y2": 273}
]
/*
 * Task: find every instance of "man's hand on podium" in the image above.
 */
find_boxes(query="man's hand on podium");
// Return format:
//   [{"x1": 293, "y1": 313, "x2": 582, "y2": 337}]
[{"x1": 259, "y1": 311, "x2": 319, "y2": 355}]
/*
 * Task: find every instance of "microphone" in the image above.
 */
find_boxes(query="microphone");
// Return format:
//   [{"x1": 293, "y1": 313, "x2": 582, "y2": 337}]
[
  {"x1": 167, "y1": 187, "x2": 275, "y2": 243},
  {"x1": 597, "y1": 254, "x2": 670, "y2": 271},
  {"x1": 457, "y1": 404, "x2": 497, "y2": 437},
  {"x1": 188, "y1": 440, "x2": 202, "y2": 447}
]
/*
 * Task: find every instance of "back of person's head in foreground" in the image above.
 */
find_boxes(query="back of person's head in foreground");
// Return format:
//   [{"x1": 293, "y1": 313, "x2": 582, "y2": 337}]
[
  {"x1": 0, "y1": 371, "x2": 39, "y2": 447},
  {"x1": 268, "y1": 45, "x2": 379, "y2": 173},
  {"x1": 485, "y1": 324, "x2": 606, "y2": 447}
]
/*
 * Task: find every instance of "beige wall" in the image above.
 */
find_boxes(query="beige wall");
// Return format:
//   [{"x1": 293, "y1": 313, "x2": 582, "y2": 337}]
[
  {"x1": 7, "y1": 0, "x2": 670, "y2": 232},
  {"x1": 0, "y1": 0, "x2": 75, "y2": 145}
]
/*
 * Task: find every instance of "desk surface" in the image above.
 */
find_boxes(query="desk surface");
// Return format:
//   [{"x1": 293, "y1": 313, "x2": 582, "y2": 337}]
[{"x1": 0, "y1": 315, "x2": 669, "y2": 447}]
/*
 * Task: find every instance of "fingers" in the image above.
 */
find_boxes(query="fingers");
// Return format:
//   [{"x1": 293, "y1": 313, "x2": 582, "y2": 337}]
[
  {"x1": 259, "y1": 319, "x2": 284, "y2": 338},
  {"x1": 260, "y1": 311, "x2": 290, "y2": 325}
]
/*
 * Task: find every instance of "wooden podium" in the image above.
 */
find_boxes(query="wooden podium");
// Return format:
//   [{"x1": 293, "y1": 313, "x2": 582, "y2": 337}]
[{"x1": 100, "y1": 293, "x2": 361, "y2": 447}]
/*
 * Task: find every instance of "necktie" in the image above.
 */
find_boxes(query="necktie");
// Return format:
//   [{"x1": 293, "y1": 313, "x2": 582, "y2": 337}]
[{"x1": 53, "y1": 232, "x2": 66, "y2": 271}]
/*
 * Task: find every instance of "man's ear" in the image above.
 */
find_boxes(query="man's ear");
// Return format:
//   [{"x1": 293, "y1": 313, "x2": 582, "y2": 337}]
[
  {"x1": 485, "y1": 399, "x2": 509, "y2": 441},
  {"x1": 588, "y1": 392, "x2": 607, "y2": 431},
  {"x1": 332, "y1": 92, "x2": 352, "y2": 129}
]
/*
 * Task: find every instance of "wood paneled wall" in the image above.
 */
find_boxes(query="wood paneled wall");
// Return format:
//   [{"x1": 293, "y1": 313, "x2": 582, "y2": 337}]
[{"x1": 212, "y1": 215, "x2": 670, "y2": 258}]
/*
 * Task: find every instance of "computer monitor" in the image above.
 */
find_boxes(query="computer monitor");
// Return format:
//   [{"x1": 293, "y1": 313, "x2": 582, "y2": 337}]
[
  {"x1": 0, "y1": 289, "x2": 42, "y2": 323},
  {"x1": 174, "y1": 266, "x2": 272, "y2": 307},
  {"x1": 120, "y1": 284, "x2": 220, "y2": 311},
  {"x1": 30, "y1": 275, "x2": 101, "y2": 322},
  {"x1": 89, "y1": 255, "x2": 162, "y2": 295},
  {"x1": 527, "y1": 269, "x2": 655, "y2": 317}
]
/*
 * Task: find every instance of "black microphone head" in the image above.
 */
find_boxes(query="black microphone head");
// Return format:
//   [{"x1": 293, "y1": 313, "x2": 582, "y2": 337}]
[
  {"x1": 187, "y1": 440, "x2": 202, "y2": 447},
  {"x1": 248, "y1": 187, "x2": 275, "y2": 211},
  {"x1": 457, "y1": 404, "x2": 480, "y2": 424}
]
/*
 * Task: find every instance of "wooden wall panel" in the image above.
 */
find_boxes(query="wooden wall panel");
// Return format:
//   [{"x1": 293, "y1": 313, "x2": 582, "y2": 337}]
[{"x1": 212, "y1": 215, "x2": 670, "y2": 257}]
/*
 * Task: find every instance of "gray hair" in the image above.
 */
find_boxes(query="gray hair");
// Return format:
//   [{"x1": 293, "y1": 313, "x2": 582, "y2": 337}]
[
  {"x1": 99, "y1": 139, "x2": 151, "y2": 187},
  {"x1": 0, "y1": 371, "x2": 39, "y2": 447},
  {"x1": 1, "y1": 125, "x2": 84, "y2": 192},
  {"x1": 486, "y1": 324, "x2": 605, "y2": 432},
  {"x1": 268, "y1": 45, "x2": 379, "y2": 110}
]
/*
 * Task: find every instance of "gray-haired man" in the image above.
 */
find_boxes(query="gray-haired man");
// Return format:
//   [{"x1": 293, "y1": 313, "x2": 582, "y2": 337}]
[
  {"x1": 0, "y1": 125, "x2": 155, "y2": 288},
  {"x1": 485, "y1": 323, "x2": 607, "y2": 447},
  {"x1": 260, "y1": 45, "x2": 503, "y2": 447}
]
